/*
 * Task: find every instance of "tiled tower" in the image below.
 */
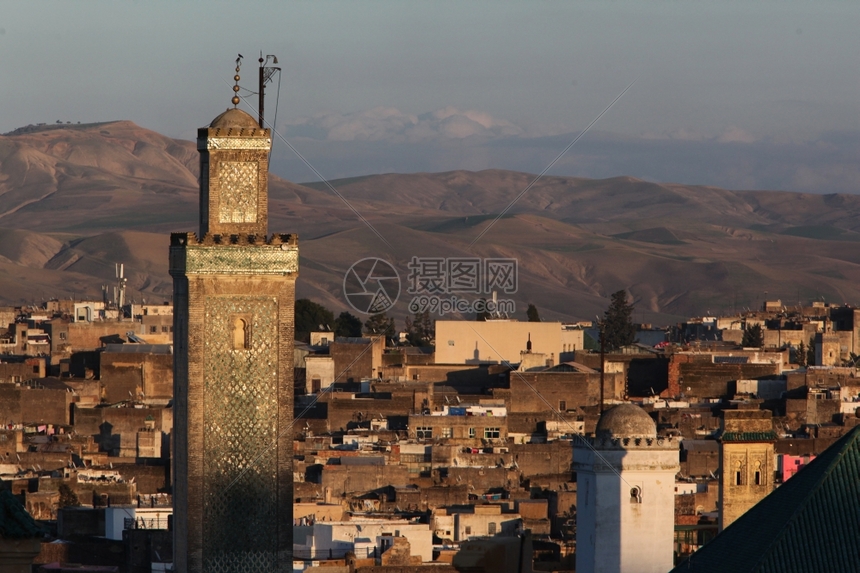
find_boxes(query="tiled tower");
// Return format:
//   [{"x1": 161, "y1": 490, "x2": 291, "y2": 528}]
[
  {"x1": 170, "y1": 97, "x2": 297, "y2": 572},
  {"x1": 718, "y1": 408, "x2": 776, "y2": 531}
]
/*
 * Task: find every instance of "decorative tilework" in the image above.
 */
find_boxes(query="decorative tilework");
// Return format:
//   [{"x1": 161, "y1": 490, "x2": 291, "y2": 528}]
[
  {"x1": 174, "y1": 245, "x2": 298, "y2": 276},
  {"x1": 203, "y1": 295, "x2": 279, "y2": 573},
  {"x1": 207, "y1": 137, "x2": 272, "y2": 150},
  {"x1": 218, "y1": 162, "x2": 258, "y2": 224}
]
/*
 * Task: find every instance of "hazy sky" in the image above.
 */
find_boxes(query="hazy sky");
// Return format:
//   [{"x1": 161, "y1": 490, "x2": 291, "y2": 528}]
[{"x1": 2, "y1": 1, "x2": 858, "y2": 192}]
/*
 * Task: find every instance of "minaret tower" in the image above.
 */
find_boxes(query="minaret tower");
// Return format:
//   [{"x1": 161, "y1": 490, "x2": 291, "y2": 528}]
[
  {"x1": 573, "y1": 404, "x2": 679, "y2": 573},
  {"x1": 170, "y1": 59, "x2": 298, "y2": 573},
  {"x1": 718, "y1": 408, "x2": 776, "y2": 530}
]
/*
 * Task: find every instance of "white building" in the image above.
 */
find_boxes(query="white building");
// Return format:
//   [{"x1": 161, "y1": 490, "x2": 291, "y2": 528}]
[
  {"x1": 293, "y1": 519, "x2": 433, "y2": 562},
  {"x1": 104, "y1": 506, "x2": 173, "y2": 540},
  {"x1": 573, "y1": 404, "x2": 679, "y2": 573}
]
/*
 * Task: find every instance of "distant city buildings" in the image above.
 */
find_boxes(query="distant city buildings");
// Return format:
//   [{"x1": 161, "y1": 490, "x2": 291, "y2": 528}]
[{"x1": 2, "y1": 284, "x2": 860, "y2": 571}]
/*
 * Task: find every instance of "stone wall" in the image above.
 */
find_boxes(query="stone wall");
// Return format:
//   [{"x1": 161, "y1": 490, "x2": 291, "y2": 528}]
[
  {"x1": 0, "y1": 386, "x2": 72, "y2": 425},
  {"x1": 321, "y1": 464, "x2": 410, "y2": 497},
  {"x1": 670, "y1": 357, "x2": 781, "y2": 400},
  {"x1": 326, "y1": 395, "x2": 413, "y2": 432},
  {"x1": 507, "y1": 372, "x2": 599, "y2": 414},
  {"x1": 101, "y1": 350, "x2": 173, "y2": 404}
]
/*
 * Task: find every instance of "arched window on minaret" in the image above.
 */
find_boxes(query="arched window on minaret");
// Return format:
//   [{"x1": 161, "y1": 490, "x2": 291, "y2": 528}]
[{"x1": 233, "y1": 317, "x2": 250, "y2": 350}]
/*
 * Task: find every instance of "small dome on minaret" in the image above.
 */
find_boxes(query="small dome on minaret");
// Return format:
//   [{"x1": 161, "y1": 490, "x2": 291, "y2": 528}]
[
  {"x1": 209, "y1": 108, "x2": 259, "y2": 129},
  {"x1": 595, "y1": 403, "x2": 656, "y2": 440}
]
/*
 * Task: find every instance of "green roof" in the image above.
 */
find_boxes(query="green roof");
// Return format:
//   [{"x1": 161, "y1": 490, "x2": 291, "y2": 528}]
[
  {"x1": 671, "y1": 425, "x2": 860, "y2": 573},
  {"x1": 721, "y1": 431, "x2": 778, "y2": 442},
  {"x1": 0, "y1": 489, "x2": 42, "y2": 539}
]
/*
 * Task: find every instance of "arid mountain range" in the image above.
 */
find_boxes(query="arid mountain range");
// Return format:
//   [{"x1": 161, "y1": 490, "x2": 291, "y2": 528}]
[{"x1": 2, "y1": 121, "x2": 860, "y2": 325}]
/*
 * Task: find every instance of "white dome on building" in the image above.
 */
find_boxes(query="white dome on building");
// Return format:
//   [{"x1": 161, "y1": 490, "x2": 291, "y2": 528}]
[{"x1": 595, "y1": 403, "x2": 657, "y2": 440}]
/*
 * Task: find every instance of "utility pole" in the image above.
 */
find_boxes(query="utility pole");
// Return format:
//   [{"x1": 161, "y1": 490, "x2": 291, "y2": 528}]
[
  {"x1": 258, "y1": 53, "x2": 280, "y2": 128},
  {"x1": 599, "y1": 320, "x2": 606, "y2": 415}
]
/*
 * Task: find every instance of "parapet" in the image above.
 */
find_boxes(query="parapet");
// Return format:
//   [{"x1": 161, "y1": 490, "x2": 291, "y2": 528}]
[
  {"x1": 576, "y1": 434, "x2": 681, "y2": 451},
  {"x1": 170, "y1": 232, "x2": 298, "y2": 247},
  {"x1": 169, "y1": 232, "x2": 299, "y2": 276}
]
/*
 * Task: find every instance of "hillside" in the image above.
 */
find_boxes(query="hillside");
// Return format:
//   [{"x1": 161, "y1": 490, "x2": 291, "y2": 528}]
[{"x1": 1, "y1": 121, "x2": 860, "y2": 324}]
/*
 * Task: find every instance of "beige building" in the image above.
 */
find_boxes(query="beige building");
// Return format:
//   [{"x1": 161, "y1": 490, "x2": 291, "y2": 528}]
[
  {"x1": 435, "y1": 320, "x2": 564, "y2": 365},
  {"x1": 561, "y1": 325, "x2": 585, "y2": 355},
  {"x1": 310, "y1": 331, "x2": 335, "y2": 346},
  {"x1": 408, "y1": 404, "x2": 508, "y2": 443},
  {"x1": 433, "y1": 505, "x2": 522, "y2": 542},
  {"x1": 305, "y1": 354, "x2": 335, "y2": 393}
]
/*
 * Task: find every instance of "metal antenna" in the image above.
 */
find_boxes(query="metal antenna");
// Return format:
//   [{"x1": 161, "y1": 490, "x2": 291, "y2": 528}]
[{"x1": 258, "y1": 53, "x2": 280, "y2": 128}]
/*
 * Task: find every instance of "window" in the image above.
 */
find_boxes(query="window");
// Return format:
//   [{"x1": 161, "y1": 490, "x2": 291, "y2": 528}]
[
  {"x1": 162, "y1": 326, "x2": 169, "y2": 333},
  {"x1": 441, "y1": 427, "x2": 453, "y2": 439},
  {"x1": 488, "y1": 522, "x2": 496, "y2": 535},
  {"x1": 59, "y1": 332, "x2": 66, "y2": 340},
  {"x1": 468, "y1": 428, "x2": 475, "y2": 438},
  {"x1": 754, "y1": 471, "x2": 761, "y2": 485},
  {"x1": 32, "y1": 366, "x2": 39, "y2": 374},
  {"x1": 484, "y1": 427, "x2": 500, "y2": 439},
  {"x1": 150, "y1": 326, "x2": 158, "y2": 334},
  {"x1": 465, "y1": 526, "x2": 471, "y2": 535},
  {"x1": 232, "y1": 317, "x2": 250, "y2": 350},
  {"x1": 559, "y1": 400, "x2": 566, "y2": 412},
  {"x1": 735, "y1": 471, "x2": 742, "y2": 486},
  {"x1": 416, "y1": 426, "x2": 433, "y2": 439}
]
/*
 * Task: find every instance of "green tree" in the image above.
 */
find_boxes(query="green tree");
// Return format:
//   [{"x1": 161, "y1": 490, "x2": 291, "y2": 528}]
[
  {"x1": 333, "y1": 311, "x2": 362, "y2": 338},
  {"x1": 58, "y1": 483, "x2": 80, "y2": 508},
  {"x1": 796, "y1": 341, "x2": 807, "y2": 367},
  {"x1": 526, "y1": 304, "x2": 541, "y2": 322},
  {"x1": 364, "y1": 313, "x2": 396, "y2": 339},
  {"x1": 742, "y1": 324, "x2": 764, "y2": 348},
  {"x1": 602, "y1": 290, "x2": 636, "y2": 351},
  {"x1": 405, "y1": 310, "x2": 435, "y2": 346},
  {"x1": 294, "y1": 299, "x2": 335, "y2": 343},
  {"x1": 583, "y1": 331, "x2": 600, "y2": 351}
]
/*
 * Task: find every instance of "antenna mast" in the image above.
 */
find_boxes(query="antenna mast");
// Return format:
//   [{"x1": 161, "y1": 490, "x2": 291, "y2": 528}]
[
  {"x1": 115, "y1": 263, "x2": 127, "y2": 319},
  {"x1": 258, "y1": 53, "x2": 280, "y2": 128}
]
